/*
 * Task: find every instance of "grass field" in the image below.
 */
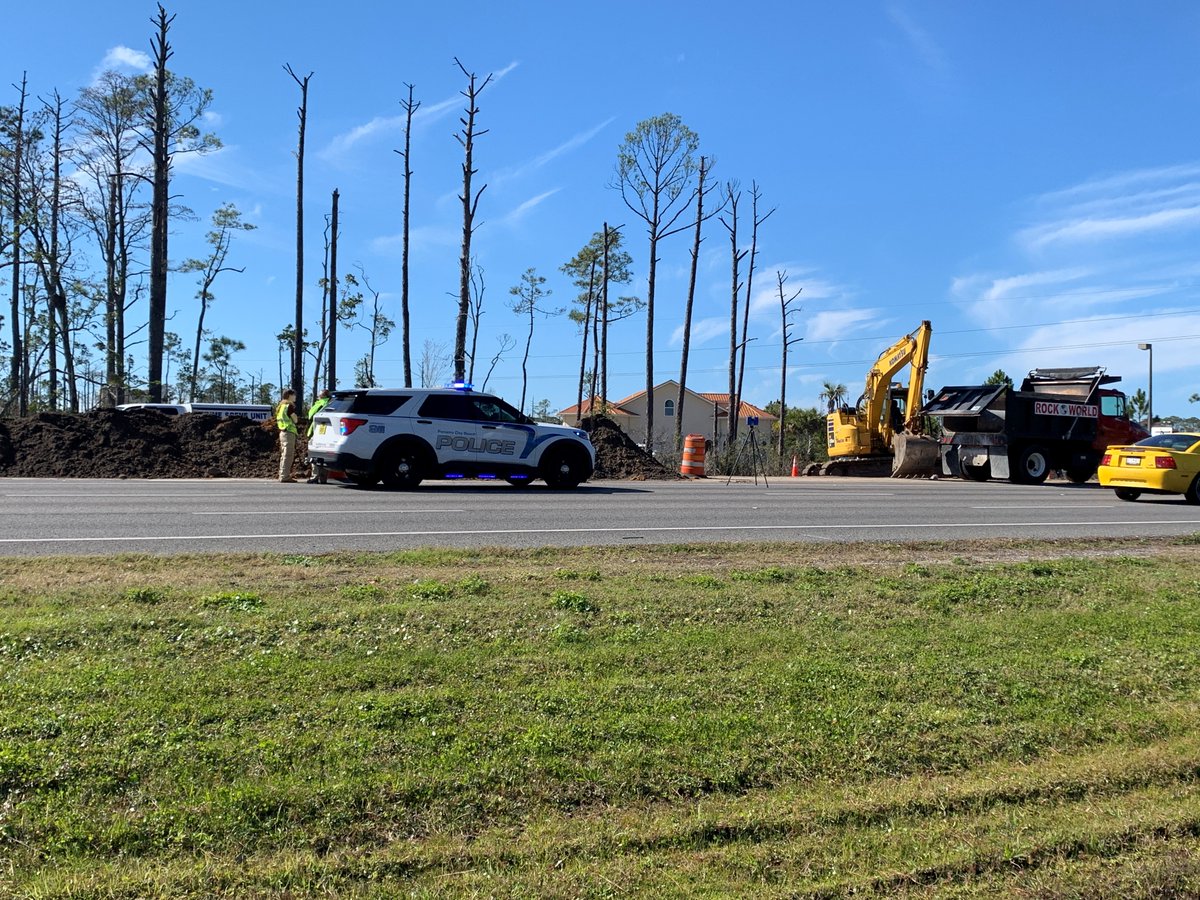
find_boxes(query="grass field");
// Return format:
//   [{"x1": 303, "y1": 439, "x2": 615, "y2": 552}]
[{"x1": 2, "y1": 537, "x2": 1200, "y2": 898}]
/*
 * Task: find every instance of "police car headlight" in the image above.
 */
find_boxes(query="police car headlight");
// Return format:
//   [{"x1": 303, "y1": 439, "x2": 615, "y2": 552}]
[{"x1": 572, "y1": 430, "x2": 588, "y2": 440}]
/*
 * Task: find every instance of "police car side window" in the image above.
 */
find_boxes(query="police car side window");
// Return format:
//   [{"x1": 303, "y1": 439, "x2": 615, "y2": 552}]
[
  {"x1": 473, "y1": 398, "x2": 528, "y2": 423},
  {"x1": 329, "y1": 394, "x2": 408, "y2": 415},
  {"x1": 417, "y1": 395, "x2": 474, "y2": 419}
]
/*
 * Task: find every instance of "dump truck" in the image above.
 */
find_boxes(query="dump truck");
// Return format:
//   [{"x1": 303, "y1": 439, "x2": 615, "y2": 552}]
[
  {"x1": 808, "y1": 320, "x2": 939, "y2": 476},
  {"x1": 920, "y1": 366, "x2": 1149, "y2": 484}
]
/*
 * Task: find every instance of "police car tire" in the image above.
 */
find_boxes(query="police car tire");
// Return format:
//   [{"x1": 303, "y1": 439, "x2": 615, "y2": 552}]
[
  {"x1": 379, "y1": 442, "x2": 427, "y2": 490},
  {"x1": 540, "y1": 443, "x2": 588, "y2": 490}
]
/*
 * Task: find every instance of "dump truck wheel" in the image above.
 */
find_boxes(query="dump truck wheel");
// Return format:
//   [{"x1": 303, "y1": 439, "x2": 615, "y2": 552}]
[
  {"x1": 961, "y1": 461, "x2": 991, "y2": 482},
  {"x1": 1013, "y1": 445, "x2": 1051, "y2": 485},
  {"x1": 1064, "y1": 465, "x2": 1094, "y2": 484}
]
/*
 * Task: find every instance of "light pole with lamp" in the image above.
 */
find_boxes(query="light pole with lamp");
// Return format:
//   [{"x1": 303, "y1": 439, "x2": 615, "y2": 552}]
[{"x1": 1138, "y1": 342, "x2": 1153, "y2": 432}]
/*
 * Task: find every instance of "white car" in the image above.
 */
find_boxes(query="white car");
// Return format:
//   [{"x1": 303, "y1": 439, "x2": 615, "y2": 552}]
[{"x1": 306, "y1": 386, "x2": 596, "y2": 489}]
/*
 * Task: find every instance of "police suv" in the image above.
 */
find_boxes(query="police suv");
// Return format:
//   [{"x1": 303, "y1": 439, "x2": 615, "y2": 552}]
[{"x1": 306, "y1": 386, "x2": 596, "y2": 489}]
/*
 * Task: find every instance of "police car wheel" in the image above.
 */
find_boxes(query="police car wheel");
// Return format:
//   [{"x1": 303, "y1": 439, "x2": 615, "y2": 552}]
[
  {"x1": 540, "y1": 445, "x2": 587, "y2": 490},
  {"x1": 380, "y1": 445, "x2": 425, "y2": 490}
]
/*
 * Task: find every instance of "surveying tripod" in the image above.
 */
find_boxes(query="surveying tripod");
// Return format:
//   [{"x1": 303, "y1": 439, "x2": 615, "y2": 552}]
[{"x1": 726, "y1": 416, "x2": 769, "y2": 486}]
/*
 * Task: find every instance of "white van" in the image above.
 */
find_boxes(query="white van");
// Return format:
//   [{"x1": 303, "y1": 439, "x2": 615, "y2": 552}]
[{"x1": 116, "y1": 403, "x2": 273, "y2": 422}]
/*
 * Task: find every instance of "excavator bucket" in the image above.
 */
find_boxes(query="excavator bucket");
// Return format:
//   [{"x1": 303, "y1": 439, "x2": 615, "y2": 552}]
[{"x1": 891, "y1": 433, "x2": 940, "y2": 478}]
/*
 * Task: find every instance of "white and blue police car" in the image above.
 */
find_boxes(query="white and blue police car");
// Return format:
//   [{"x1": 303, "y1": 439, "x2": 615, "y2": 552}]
[{"x1": 306, "y1": 385, "x2": 596, "y2": 489}]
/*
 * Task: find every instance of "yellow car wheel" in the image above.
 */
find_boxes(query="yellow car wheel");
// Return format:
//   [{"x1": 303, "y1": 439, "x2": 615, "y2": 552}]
[
  {"x1": 1186, "y1": 476, "x2": 1200, "y2": 505},
  {"x1": 1114, "y1": 488, "x2": 1141, "y2": 502}
]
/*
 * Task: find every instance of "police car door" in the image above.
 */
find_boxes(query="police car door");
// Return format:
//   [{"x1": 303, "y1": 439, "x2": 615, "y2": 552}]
[
  {"x1": 470, "y1": 396, "x2": 530, "y2": 469},
  {"x1": 413, "y1": 392, "x2": 483, "y2": 472}
]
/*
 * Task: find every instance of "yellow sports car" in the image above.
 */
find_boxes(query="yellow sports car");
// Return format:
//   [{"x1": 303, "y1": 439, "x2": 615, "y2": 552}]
[{"x1": 1098, "y1": 433, "x2": 1200, "y2": 503}]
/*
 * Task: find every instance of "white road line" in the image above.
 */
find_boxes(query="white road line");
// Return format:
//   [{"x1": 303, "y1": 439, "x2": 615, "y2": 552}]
[
  {"x1": 4, "y1": 519, "x2": 1199, "y2": 544},
  {"x1": 190, "y1": 509, "x2": 463, "y2": 516},
  {"x1": 972, "y1": 505, "x2": 1105, "y2": 509}
]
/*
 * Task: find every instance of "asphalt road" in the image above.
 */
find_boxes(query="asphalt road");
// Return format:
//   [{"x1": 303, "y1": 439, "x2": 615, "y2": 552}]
[{"x1": 0, "y1": 475, "x2": 1198, "y2": 557}]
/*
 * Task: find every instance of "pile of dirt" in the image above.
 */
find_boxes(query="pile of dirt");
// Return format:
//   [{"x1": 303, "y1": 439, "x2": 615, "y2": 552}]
[
  {"x1": 580, "y1": 415, "x2": 679, "y2": 480},
  {"x1": 0, "y1": 410, "x2": 676, "y2": 481},
  {"x1": 0, "y1": 409, "x2": 296, "y2": 479}
]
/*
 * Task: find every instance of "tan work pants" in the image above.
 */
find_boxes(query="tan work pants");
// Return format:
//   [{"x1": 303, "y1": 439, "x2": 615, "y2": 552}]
[{"x1": 278, "y1": 431, "x2": 296, "y2": 481}]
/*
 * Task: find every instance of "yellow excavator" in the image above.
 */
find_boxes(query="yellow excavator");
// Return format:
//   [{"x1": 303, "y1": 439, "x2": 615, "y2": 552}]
[{"x1": 808, "y1": 320, "x2": 939, "y2": 477}]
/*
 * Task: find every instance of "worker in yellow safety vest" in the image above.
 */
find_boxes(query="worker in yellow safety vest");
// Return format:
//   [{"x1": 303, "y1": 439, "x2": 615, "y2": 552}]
[
  {"x1": 306, "y1": 389, "x2": 331, "y2": 483},
  {"x1": 275, "y1": 389, "x2": 299, "y2": 483}
]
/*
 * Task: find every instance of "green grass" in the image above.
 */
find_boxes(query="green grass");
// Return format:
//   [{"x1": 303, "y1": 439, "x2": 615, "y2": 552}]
[{"x1": 2, "y1": 539, "x2": 1200, "y2": 897}]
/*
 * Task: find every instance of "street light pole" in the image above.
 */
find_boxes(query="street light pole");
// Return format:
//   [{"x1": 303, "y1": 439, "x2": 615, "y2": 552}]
[{"x1": 1138, "y1": 342, "x2": 1153, "y2": 432}]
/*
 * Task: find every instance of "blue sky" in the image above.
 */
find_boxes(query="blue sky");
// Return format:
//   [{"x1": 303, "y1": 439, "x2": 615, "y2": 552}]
[{"x1": 11, "y1": 1, "x2": 1200, "y2": 416}]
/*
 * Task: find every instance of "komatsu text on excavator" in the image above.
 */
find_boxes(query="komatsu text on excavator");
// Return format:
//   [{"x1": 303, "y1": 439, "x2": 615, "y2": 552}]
[{"x1": 807, "y1": 320, "x2": 939, "y2": 477}]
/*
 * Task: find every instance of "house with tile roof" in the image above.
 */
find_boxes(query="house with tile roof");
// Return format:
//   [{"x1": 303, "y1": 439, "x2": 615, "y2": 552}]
[{"x1": 559, "y1": 380, "x2": 776, "y2": 449}]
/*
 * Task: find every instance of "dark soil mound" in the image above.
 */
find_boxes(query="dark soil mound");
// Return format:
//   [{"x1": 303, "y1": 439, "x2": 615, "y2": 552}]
[
  {"x1": 580, "y1": 415, "x2": 679, "y2": 480},
  {"x1": 0, "y1": 410, "x2": 674, "y2": 481},
  {"x1": 0, "y1": 409, "x2": 295, "y2": 479}
]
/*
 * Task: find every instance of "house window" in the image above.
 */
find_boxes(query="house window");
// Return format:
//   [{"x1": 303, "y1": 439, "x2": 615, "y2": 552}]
[{"x1": 664, "y1": 398, "x2": 675, "y2": 417}]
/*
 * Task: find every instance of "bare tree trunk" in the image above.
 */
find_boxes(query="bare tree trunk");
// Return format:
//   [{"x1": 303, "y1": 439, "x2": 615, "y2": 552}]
[
  {"x1": 398, "y1": 84, "x2": 419, "y2": 388},
  {"x1": 454, "y1": 59, "x2": 493, "y2": 384},
  {"x1": 9, "y1": 73, "x2": 27, "y2": 414},
  {"x1": 327, "y1": 187, "x2": 338, "y2": 390},
  {"x1": 776, "y1": 270, "x2": 802, "y2": 457},
  {"x1": 735, "y1": 183, "x2": 774, "y2": 432},
  {"x1": 147, "y1": 6, "x2": 173, "y2": 402},
  {"x1": 286, "y1": 64, "x2": 313, "y2": 411},
  {"x1": 601, "y1": 223, "x2": 611, "y2": 410},
  {"x1": 32, "y1": 92, "x2": 77, "y2": 411},
  {"x1": 467, "y1": 259, "x2": 484, "y2": 384},
  {"x1": 576, "y1": 257, "x2": 596, "y2": 424},
  {"x1": 722, "y1": 184, "x2": 745, "y2": 446},
  {"x1": 676, "y1": 155, "x2": 711, "y2": 450}
]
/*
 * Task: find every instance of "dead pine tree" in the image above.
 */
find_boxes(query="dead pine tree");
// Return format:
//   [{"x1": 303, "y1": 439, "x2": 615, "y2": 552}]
[
  {"x1": 467, "y1": 258, "x2": 485, "y2": 384},
  {"x1": 285, "y1": 63, "x2": 312, "y2": 409},
  {"x1": 141, "y1": 5, "x2": 220, "y2": 402},
  {"x1": 720, "y1": 181, "x2": 747, "y2": 447},
  {"x1": 327, "y1": 187, "x2": 339, "y2": 389},
  {"x1": 734, "y1": 182, "x2": 775, "y2": 432},
  {"x1": 453, "y1": 58, "x2": 493, "y2": 384},
  {"x1": 675, "y1": 154, "x2": 722, "y2": 450},
  {"x1": 775, "y1": 269, "x2": 803, "y2": 457},
  {"x1": 8, "y1": 73, "x2": 28, "y2": 415},
  {"x1": 395, "y1": 83, "x2": 420, "y2": 388}
]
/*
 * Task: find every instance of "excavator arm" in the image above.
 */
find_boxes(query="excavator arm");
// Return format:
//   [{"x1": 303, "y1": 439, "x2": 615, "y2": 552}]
[{"x1": 859, "y1": 320, "x2": 933, "y2": 446}]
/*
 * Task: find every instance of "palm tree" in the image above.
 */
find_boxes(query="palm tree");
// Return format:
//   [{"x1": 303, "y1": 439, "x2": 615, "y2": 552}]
[{"x1": 819, "y1": 381, "x2": 848, "y2": 412}]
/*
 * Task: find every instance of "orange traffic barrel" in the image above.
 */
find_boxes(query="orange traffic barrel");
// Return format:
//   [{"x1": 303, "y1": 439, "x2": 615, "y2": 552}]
[{"x1": 680, "y1": 433, "x2": 706, "y2": 477}]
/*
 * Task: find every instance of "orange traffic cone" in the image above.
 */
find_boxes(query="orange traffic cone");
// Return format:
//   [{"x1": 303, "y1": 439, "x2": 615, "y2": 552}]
[{"x1": 790, "y1": 454, "x2": 799, "y2": 477}]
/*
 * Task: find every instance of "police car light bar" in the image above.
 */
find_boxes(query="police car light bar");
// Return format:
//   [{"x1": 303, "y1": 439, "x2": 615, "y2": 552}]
[{"x1": 449, "y1": 381, "x2": 473, "y2": 391}]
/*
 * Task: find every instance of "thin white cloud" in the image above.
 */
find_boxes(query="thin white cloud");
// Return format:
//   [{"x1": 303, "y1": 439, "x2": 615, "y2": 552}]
[
  {"x1": 1021, "y1": 206, "x2": 1200, "y2": 250},
  {"x1": 953, "y1": 267, "x2": 1092, "y2": 303},
  {"x1": 886, "y1": 5, "x2": 948, "y2": 74},
  {"x1": 371, "y1": 224, "x2": 458, "y2": 257},
  {"x1": 488, "y1": 118, "x2": 617, "y2": 187},
  {"x1": 1036, "y1": 163, "x2": 1200, "y2": 206},
  {"x1": 672, "y1": 316, "x2": 728, "y2": 347},
  {"x1": 100, "y1": 45, "x2": 151, "y2": 73},
  {"x1": 806, "y1": 309, "x2": 879, "y2": 344},
  {"x1": 321, "y1": 61, "x2": 519, "y2": 162},
  {"x1": 500, "y1": 188, "x2": 561, "y2": 225}
]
